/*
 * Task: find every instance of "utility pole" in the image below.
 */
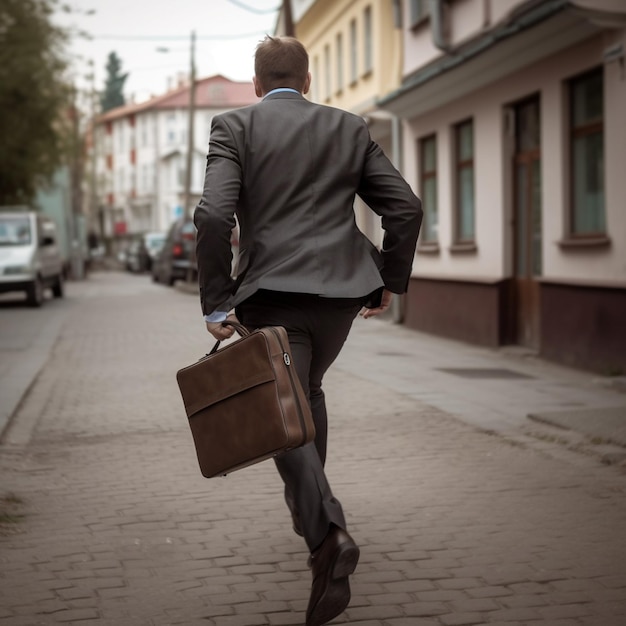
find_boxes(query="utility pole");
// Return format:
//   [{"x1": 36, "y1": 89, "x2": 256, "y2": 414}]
[
  {"x1": 283, "y1": 0, "x2": 295, "y2": 36},
  {"x1": 70, "y1": 85, "x2": 84, "y2": 280},
  {"x1": 183, "y1": 30, "x2": 196, "y2": 219},
  {"x1": 184, "y1": 30, "x2": 197, "y2": 283},
  {"x1": 88, "y1": 62, "x2": 101, "y2": 248}
]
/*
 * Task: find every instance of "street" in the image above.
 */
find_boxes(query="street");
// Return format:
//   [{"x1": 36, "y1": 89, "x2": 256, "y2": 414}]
[{"x1": 0, "y1": 271, "x2": 625, "y2": 626}]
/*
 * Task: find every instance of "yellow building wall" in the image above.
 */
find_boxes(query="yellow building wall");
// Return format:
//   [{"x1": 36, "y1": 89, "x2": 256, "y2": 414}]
[{"x1": 296, "y1": 0, "x2": 402, "y2": 115}]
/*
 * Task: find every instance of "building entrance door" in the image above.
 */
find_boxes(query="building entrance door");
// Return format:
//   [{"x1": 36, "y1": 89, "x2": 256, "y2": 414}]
[{"x1": 513, "y1": 97, "x2": 542, "y2": 349}]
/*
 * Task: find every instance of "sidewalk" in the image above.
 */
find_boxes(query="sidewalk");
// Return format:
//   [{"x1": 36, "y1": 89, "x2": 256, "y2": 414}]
[
  {"x1": 0, "y1": 271, "x2": 625, "y2": 625},
  {"x1": 0, "y1": 295, "x2": 69, "y2": 439},
  {"x1": 338, "y1": 315, "x2": 626, "y2": 465}
]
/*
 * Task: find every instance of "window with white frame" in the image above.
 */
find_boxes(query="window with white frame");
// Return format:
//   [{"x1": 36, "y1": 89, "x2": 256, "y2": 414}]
[
  {"x1": 569, "y1": 68, "x2": 605, "y2": 236},
  {"x1": 141, "y1": 164, "x2": 149, "y2": 194},
  {"x1": 324, "y1": 44, "x2": 331, "y2": 101},
  {"x1": 363, "y1": 5, "x2": 372, "y2": 74},
  {"x1": 419, "y1": 135, "x2": 438, "y2": 243},
  {"x1": 336, "y1": 32, "x2": 344, "y2": 94},
  {"x1": 141, "y1": 116, "x2": 148, "y2": 147},
  {"x1": 454, "y1": 119, "x2": 475, "y2": 243},
  {"x1": 349, "y1": 18, "x2": 358, "y2": 84},
  {"x1": 167, "y1": 112, "x2": 176, "y2": 145}
]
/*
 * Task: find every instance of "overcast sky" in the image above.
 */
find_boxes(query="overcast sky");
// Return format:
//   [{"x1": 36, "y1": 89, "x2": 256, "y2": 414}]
[{"x1": 56, "y1": 0, "x2": 279, "y2": 103}]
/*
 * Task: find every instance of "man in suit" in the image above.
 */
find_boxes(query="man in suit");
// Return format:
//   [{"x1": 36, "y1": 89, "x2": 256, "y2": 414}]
[{"x1": 194, "y1": 36, "x2": 422, "y2": 626}]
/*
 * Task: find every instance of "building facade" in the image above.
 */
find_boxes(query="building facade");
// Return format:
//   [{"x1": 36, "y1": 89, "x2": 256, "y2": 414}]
[
  {"x1": 379, "y1": 0, "x2": 626, "y2": 373},
  {"x1": 285, "y1": 0, "x2": 626, "y2": 373},
  {"x1": 285, "y1": 0, "x2": 405, "y2": 253},
  {"x1": 93, "y1": 75, "x2": 257, "y2": 245}
]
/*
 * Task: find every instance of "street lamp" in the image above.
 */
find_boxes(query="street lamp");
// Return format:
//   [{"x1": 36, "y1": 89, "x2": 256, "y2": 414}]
[
  {"x1": 183, "y1": 31, "x2": 196, "y2": 221},
  {"x1": 157, "y1": 33, "x2": 197, "y2": 283},
  {"x1": 156, "y1": 32, "x2": 196, "y2": 220}
]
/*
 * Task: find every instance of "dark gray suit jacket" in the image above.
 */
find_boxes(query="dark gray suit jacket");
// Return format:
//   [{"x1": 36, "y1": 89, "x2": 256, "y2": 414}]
[{"x1": 194, "y1": 91, "x2": 422, "y2": 316}]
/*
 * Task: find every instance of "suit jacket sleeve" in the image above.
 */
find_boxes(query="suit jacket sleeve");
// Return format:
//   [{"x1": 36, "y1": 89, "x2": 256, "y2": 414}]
[
  {"x1": 357, "y1": 137, "x2": 423, "y2": 293},
  {"x1": 193, "y1": 115, "x2": 240, "y2": 315}
]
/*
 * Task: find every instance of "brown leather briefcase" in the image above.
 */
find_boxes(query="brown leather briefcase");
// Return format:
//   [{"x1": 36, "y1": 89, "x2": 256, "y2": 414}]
[{"x1": 176, "y1": 322, "x2": 315, "y2": 477}]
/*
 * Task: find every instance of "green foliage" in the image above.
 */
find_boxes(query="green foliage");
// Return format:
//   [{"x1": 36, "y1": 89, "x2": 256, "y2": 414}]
[
  {"x1": 100, "y1": 51, "x2": 127, "y2": 112},
  {"x1": 0, "y1": 0, "x2": 73, "y2": 205}
]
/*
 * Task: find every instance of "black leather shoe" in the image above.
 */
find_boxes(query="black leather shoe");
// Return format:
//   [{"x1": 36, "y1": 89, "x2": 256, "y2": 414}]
[{"x1": 306, "y1": 526, "x2": 359, "y2": 626}]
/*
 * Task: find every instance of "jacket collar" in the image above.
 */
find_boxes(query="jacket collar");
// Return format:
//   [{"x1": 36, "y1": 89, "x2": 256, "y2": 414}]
[{"x1": 262, "y1": 91, "x2": 306, "y2": 102}]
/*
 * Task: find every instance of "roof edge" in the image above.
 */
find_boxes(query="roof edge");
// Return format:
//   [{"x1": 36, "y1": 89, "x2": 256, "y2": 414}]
[{"x1": 379, "y1": 0, "x2": 570, "y2": 108}]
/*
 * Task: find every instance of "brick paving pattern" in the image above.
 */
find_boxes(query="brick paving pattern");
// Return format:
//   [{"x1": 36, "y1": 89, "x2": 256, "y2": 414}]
[{"x1": 1, "y1": 272, "x2": 625, "y2": 625}]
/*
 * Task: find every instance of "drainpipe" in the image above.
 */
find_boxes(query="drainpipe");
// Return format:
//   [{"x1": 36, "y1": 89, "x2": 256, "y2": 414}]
[
  {"x1": 429, "y1": 0, "x2": 451, "y2": 53},
  {"x1": 483, "y1": 0, "x2": 491, "y2": 28},
  {"x1": 390, "y1": 113, "x2": 405, "y2": 324}
]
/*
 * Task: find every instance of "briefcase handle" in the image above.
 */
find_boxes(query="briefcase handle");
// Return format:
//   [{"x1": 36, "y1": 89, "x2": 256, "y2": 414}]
[{"x1": 208, "y1": 320, "x2": 250, "y2": 355}]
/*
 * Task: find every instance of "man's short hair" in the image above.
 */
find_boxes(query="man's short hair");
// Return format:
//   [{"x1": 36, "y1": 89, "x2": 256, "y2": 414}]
[{"x1": 255, "y1": 36, "x2": 309, "y2": 93}]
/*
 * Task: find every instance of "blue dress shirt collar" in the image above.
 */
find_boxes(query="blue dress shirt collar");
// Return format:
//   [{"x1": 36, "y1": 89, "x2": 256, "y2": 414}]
[{"x1": 263, "y1": 88, "x2": 300, "y2": 99}]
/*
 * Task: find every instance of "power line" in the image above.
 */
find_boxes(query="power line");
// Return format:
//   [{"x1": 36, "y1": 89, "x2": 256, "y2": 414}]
[
  {"x1": 225, "y1": 0, "x2": 279, "y2": 14},
  {"x1": 92, "y1": 31, "x2": 269, "y2": 41},
  {"x1": 125, "y1": 63, "x2": 185, "y2": 73}
]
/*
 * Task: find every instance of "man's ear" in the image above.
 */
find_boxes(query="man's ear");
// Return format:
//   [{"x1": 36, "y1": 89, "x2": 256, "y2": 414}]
[
  {"x1": 302, "y1": 72, "x2": 311, "y2": 95},
  {"x1": 253, "y1": 76, "x2": 263, "y2": 98}
]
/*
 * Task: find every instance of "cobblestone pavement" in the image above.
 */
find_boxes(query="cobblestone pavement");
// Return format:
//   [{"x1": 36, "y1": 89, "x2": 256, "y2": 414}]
[{"x1": 0, "y1": 272, "x2": 625, "y2": 625}]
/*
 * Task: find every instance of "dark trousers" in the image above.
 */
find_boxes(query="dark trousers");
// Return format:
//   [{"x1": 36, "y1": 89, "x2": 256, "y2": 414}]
[{"x1": 237, "y1": 290, "x2": 364, "y2": 551}]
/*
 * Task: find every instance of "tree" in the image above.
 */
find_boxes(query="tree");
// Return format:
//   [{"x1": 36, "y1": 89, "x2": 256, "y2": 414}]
[
  {"x1": 100, "y1": 52, "x2": 127, "y2": 112},
  {"x1": 0, "y1": 0, "x2": 74, "y2": 205}
]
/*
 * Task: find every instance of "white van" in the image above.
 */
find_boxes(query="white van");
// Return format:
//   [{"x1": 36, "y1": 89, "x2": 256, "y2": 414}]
[{"x1": 0, "y1": 209, "x2": 64, "y2": 307}]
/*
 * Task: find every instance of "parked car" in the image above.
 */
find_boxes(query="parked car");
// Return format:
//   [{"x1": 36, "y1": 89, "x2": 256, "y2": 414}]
[
  {"x1": 151, "y1": 218, "x2": 197, "y2": 286},
  {"x1": 125, "y1": 237, "x2": 146, "y2": 273},
  {"x1": 124, "y1": 232, "x2": 166, "y2": 274},
  {"x1": 0, "y1": 209, "x2": 64, "y2": 306},
  {"x1": 143, "y1": 232, "x2": 166, "y2": 271}
]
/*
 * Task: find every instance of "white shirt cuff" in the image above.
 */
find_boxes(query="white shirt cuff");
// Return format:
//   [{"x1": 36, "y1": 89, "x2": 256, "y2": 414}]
[{"x1": 203, "y1": 311, "x2": 228, "y2": 323}]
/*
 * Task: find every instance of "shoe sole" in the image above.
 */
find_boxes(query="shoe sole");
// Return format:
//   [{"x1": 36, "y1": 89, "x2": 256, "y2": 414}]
[
  {"x1": 332, "y1": 541, "x2": 359, "y2": 579},
  {"x1": 307, "y1": 542, "x2": 360, "y2": 626}
]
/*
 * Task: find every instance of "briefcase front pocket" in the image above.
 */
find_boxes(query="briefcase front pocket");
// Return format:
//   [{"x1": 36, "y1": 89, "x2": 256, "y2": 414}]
[{"x1": 177, "y1": 326, "x2": 314, "y2": 477}]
